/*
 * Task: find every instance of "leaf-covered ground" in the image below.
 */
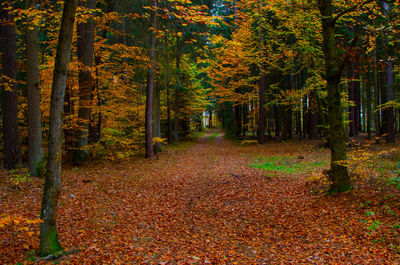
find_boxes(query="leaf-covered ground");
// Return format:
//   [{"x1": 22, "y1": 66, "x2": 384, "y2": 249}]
[{"x1": 1, "y1": 132, "x2": 400, "y2": 264}]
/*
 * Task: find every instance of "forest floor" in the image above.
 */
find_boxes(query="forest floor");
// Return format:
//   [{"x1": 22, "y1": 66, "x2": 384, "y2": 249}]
[{"x1": 2, "y1": 130, "x2": 400, "y2": 264}]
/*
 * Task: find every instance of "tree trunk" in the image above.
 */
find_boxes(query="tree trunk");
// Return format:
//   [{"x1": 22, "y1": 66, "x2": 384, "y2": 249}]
[
  {"x1": 63, "y1": 70, "x2": 75, "y2": 151},
  {"x1": 40, "y1": 0, "x2": 77, "y2": 256},
  {"x1": 25, "y1": 0, "x2": 43, "y2": 176},
  {"x1": 258, "y1": 66, "x2": 266, "y2": 144},
  {"x1": 152, "y1": 81, "x2": 161, "y2": 153},
  {"x1": 318, "y1": 0, "x2": 350, "y2": 193},
  {"x1": 242, "y1": 102, "x2": 248, "y2": 138},
  {"x1": 367, "y1": 71, "x2": 372, "y2": 138},
  {"x1": 354, "y1": 61, "x2": 361, "y2": 135},
  {"x1": 385, "y1": 56, "x2": 395, "y2": 143},
  {"x1": 302, "y1": 94, "x2": 308, "y2": 138},
  {"x1": 274, "y1": 104, "x2": 280, "y2": 137},
  {"x1": 145, "y1": 0, "x2": 157, "y2": 158},
  {"x1": 309, "y1": 90, "x2": 318, "y2": 139},
  {"x1": 373, "y1": 36, "x2": 381, "y2": 140},
  {"x1": 73, "y1": 0, "x2": 96, "y2": 163},
  {"x1": 282, "y1": 107, "x2": 287, "y2": 142},
  {"x1": 234, "y1": 104, "x2": 241, "y2": 138},
  {"x1": 173, "y1": 41, "x2": 180, "y2": 142},
  {"x1": 165, "y1": 37, "x2": 172, "y2": 143},
  {"x1": 0, "y1": 0, "x2": 21, "y2": 169},
  {"x1": 348, "y1": 63, "x2": 356, "y2": 137}
]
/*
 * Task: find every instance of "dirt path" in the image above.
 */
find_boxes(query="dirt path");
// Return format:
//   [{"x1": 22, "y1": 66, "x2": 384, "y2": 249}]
[{"x1": 0, "y1": 136, "x2": 397, "y2": 264}]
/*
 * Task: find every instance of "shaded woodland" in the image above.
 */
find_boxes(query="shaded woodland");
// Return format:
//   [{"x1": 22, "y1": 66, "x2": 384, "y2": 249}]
[{"x1": 2, "y1": 0, "x2": 400, "y2": 263}]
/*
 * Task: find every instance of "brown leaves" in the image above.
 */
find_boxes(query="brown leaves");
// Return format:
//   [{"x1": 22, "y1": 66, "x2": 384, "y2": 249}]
[{"x1": 1, "y1": 136, "x2": 399, "y2": 263}]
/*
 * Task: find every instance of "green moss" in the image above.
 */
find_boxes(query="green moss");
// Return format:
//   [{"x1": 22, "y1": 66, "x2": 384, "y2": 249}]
[{"x1": 39, "y1": 228, "x2": 63, "y2": 257}]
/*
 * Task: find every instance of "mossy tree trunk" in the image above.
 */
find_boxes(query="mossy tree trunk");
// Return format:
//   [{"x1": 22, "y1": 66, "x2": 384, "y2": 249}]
[
  {"x1": 39, "y1": 0, "x2": 78, "y2": 256},
  {"x1": 318, "y1": 0, "x2": 350, "y2": 193}
]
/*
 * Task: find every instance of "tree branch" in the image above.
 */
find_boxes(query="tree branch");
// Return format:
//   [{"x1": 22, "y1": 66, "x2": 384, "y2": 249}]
[{"x1": 333, "y1": 0, "x2": 374, "y2": 23}]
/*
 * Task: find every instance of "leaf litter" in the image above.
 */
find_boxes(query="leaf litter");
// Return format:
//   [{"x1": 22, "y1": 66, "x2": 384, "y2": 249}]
[{"x1": 1, "y1": 135, "x2": 400, "y2": 264}]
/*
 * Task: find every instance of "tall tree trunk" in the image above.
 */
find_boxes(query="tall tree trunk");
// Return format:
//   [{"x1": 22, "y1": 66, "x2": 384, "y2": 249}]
[
  {"x1": 64, "y1": 72, "x2": 74, "y2": 150},
  {"x1": 209, "y1": 110, "x2": 213, "y2": 128},
  {"x1": 165, "y1": 37, "x2": 172, "y2": 143},
  {"x1": 348, "y1": 63, "x2": 356, "y2": 137},
  {"x1": 234, "y1": 104, "x2": 241, "y2": 138},
  {"x1": 373, "y1": 36, "x2": 381, "y2": 140},
  {"x1": 282, "y1": 107, "x2": 287, "y2": 142},
  {"x1": 25, "y1": 0, "x2": 43, "y2": 176},
  {"x1": 303, "y1": 95, "x2": 308, "y2": 138},
  {"x1": 354, "y1": 60, "x2": 361, "y2": 135},
  {"x1": 367, "y1": 71, "x2": 372, "y2": 138},
  {"x1": 173, "y1": 41, "x2": 180, "y2": 142},
  {"x1": 39, "y1": 0, "x2": 78, "y2": 256},
  {"x1": 382, "y1": 2, "x2": 395, "y2": 143},
  {"x1": 0, "y1": 0, "x2": 21, "y2": 169},
  {"x1": 309, "y1": 90, "x2": 318, "y2": 139},
  {"x1": 145, "y1": 0, "x2": 157, "y2": 159},
  {"x1": 167, "y1": 85, "x2": 171, "y2": 142},
  {"x1": 274, "y1": 104, "x2": 280, "y2": 137},
  {"x1": 385, "y1": 56, "x2": 395, "y2": 143},
  {"x1": 258, "y1": 65, "x2": 266, "y2": 144},
  {"x1": 242, "y1": 102, "x2": 248, "y2": 138},
  {"x1": 152, "y1": 81, "x2": 161, "y2": 153},
  {"x1": 318, "y1": 0, "x2": 350, "y2": 193},
  {"x1": 73, "y1": 0, "x2": 96, "y2": 163}
]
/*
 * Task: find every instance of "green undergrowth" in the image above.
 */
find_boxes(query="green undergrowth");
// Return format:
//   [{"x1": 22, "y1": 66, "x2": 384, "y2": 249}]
[
  {"x1": 249, "y1": 155, "x2": 327, "y2": 175},
  {"x1": 207, "y1": 132, "x2": 219, "y2": 141},
  {"x1": 165, "y1": 141, "x2": 196, "y2": 152}
]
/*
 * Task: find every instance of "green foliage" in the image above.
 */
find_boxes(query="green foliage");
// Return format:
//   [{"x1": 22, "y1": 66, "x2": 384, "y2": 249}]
[
  {"x1": 207, "y1": 132, "x2": 219, "y2": 140},
  {"x1": 388, "y1": 161, "x2": 400, "y2": 190},
  {"x1": 9, "y1": 169, "x2": 32, "y2": 186}
]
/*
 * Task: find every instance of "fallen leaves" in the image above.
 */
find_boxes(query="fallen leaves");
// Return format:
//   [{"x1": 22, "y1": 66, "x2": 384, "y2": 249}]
[{"x1": 0, "y1": 135, "x2": 400, "y2": 264}]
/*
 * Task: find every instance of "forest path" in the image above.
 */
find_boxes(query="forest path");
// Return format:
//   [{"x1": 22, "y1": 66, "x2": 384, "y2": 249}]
[{"x1": 1, "y1": 135, "x2": 397, "y2": 264}]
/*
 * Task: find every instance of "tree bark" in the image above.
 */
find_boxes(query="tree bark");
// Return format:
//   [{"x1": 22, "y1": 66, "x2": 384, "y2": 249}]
[
  {"x1": 309, "y1": 90, "x2": 318, "y2": 139},
  {"x1": 0, "y1": 0, "x2": 21, "y2": 169},
  {"x1": 373, "y1": 34, "x2": 381, "y2": 140},
  {"x1": 354, "y1": 60, "x2": 361, "y2": 135},
  {"x1": 73, "y1": 0, "x2": 96, "y2": 163},
  {"x1": 25, "y1": 0, "x2": 43, "y2": 176},
  {"x1": 385, "y1": 56, "x2": 395, "y2": 143},
  {"x1": 234, "y1": 104, "x2": 241, "y2": 138},
  {"x1": 145, "y1": 0, "x2": 157, "y2": 158},
  {"x1": 258, "y1": 66, "x2": 266, "y2": 144},
  {"x1": 39, "y1": 0, "x2": 78, "y2": 256},
  {"x1": 318, "y1": 0, "x2": 350, "y2": 193},
  {"x1": 367, "y1": 71, "x2": 372, "y2": 138},
  {"x1": 173, "y1": 40, "x2": 180, "y2": 142},
  {"x1": 152, "y1": 81, "x2": 161, "y2": 153},
  {"x1": 348, "y1": 63, "x2": 356, "y2": 137}
]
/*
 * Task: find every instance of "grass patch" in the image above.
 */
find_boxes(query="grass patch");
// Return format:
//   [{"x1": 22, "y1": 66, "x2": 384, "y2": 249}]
[
  {"x1": 165, "y1": 141, "x2": 196, "y2": 152},
  {"x1": 207, "y1": 132, "x2": 219, "y2": 141},
  {"x1": 249, "y1": 155, "x2": 327, "y2": 175}
]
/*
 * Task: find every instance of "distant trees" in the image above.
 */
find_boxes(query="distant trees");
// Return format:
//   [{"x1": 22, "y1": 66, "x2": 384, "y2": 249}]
[{"x1": 208, "y1": 0, "x2": 399, "y2": 192}]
